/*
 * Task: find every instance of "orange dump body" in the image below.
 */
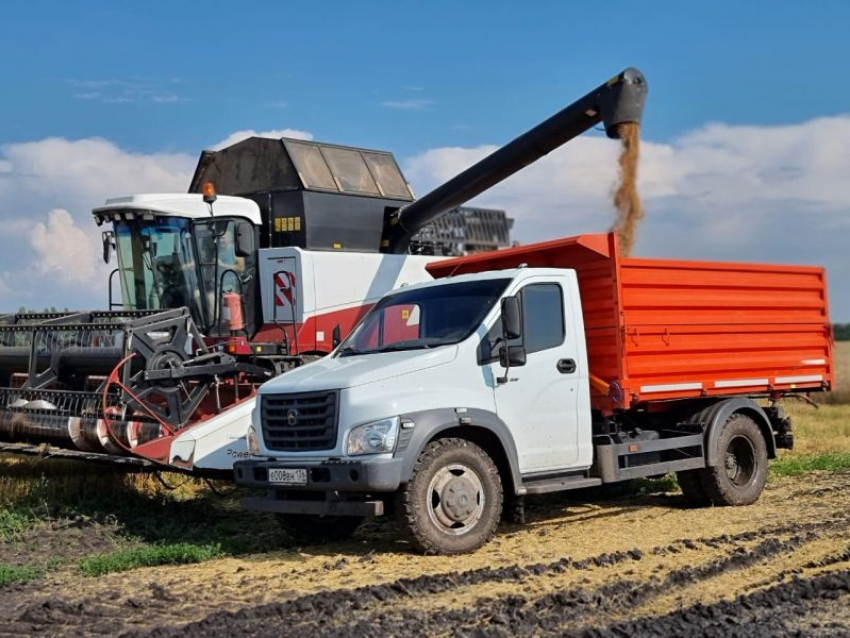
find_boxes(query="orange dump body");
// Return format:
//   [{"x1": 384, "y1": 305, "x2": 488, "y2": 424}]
[{"x1": 426, "y1": 232, "x2": 834, "y2": 412}]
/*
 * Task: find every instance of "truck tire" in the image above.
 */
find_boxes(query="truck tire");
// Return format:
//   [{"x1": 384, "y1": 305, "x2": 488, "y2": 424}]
[
  {"x1": 398, "y1": 438, "x2": 503, "y2": 555},
  {"x1": 276, "y1": 514, "x2": 363, "y2": 542},
  {"x1": 699, "y1": 414, "x2": 768, "y2": 506},
  {"x1": 676, "y1": 470, "x2": 711, "y2": 506}
]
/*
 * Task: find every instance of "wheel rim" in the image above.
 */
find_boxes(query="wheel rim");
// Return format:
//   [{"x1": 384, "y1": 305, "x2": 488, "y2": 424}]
[
  {"x1": 725, "y1": 435, "x2": 756, "y2": 487},
  {"x1": 426, "y1": 463, "x2": 485, "y2": 536}
]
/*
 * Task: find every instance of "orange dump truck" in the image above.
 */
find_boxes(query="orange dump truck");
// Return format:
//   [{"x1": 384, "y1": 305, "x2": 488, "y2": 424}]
[{"x1": 236, "y1": 231, "x2": 833, "y2": 554}]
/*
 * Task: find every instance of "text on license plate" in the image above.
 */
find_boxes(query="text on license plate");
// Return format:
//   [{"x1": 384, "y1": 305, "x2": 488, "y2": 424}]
[{"x1": 268, "y1": 468, "x2": 308, "y2": 485}]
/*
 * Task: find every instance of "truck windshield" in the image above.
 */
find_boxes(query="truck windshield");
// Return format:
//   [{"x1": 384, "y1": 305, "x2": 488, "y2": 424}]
[
  {"x1": 113, "y1": 217, "x2": 207, "y2": 324},
  {"x1": 337, "y1": 279, "x2": 510, "y2": 356}
]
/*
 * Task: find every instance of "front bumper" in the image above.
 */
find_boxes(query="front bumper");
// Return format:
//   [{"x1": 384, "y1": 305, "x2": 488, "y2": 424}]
[
  {"x1": 233, "y1": 457, "x2": 404, "y2": 492},
  {"x1": 234, "y1": 457, "x2": 404, "y2": 518}
]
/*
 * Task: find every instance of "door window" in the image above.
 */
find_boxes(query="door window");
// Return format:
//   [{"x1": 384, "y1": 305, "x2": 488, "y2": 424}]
[
  {"x1": 479, "y1": 283, "x2": 565, "y2": 362},
  {"x1": 523, "y1": 284, "x2": 565, "y2": 354}
]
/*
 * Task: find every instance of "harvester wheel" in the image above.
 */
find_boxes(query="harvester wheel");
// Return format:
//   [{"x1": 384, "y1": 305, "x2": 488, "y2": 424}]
[
  {"x1": 276, "y1": 514, "x2": 363, "y2": 542},
  {"x1": 699, "y1": 414, "x2": 768, "y2": 506},
  {"x1": 397, "y1": 438, "x2": 502, "y2": 555}
]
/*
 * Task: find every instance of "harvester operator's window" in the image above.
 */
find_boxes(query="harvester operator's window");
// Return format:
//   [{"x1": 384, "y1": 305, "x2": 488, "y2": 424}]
[
  {"x1": 113, "y1": 217, "x2": 204, "y2": 324},
  {"x1": 196, "y1": 220, "x2": 255, "y2": 333}
]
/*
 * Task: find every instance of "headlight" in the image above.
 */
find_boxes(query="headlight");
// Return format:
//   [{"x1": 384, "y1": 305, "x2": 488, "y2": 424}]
[
  {"x1": 246, "y1": 423, "x2": 261, "y2": 455},
  {"x1": 347, "y1": 417, "x2": 400, "y2": 456}
]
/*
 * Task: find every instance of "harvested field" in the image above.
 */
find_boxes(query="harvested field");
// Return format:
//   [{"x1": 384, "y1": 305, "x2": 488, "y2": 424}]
[
  {"x1": 0, "y1": 342, "x2": 847, "y2": 637},
  {"x1": 1, "y1": 470, "x2": 849, "y2": 637}
]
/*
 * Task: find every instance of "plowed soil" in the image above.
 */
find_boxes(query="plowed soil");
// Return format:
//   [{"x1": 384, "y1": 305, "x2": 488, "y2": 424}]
[{"x1": 2, "y1": 471, "x2": 850, "y2": 637}]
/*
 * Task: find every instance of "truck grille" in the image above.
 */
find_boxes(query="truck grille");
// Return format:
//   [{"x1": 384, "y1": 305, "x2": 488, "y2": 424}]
[{"x1": 261, "y1": 391, "x2": 339, "y2": 452}]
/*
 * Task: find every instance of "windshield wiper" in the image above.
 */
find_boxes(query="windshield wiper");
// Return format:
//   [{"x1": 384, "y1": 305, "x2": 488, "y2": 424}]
[
  {"x1": 336, "y1": 346, "x2": 363, "y2": 357},
  {"x1": 374, "y1": 338, "x2": 449, "y2": 353}
]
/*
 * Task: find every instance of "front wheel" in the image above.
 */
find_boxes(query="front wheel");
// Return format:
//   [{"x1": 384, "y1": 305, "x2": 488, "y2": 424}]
[
  {"x1": 397, "y1": 438, "x2": 503, "y2": 555},
  {"x1": 276, "y1": 514, "x2": 363, "y2": 543}
]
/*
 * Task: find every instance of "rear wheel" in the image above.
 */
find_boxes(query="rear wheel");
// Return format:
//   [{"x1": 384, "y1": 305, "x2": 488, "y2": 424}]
[
  {"x1": 699, "y1": 414, "x2": 768, "y2": 506},
  {"x1": 398, "y1": 438, "x2": 503, "y2": 555},
  {"x1": 276, "y1": 514, "x2": 363, "y2": 542}
]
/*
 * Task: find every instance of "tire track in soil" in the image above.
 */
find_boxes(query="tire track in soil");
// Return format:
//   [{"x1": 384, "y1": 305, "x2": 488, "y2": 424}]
[
  {"x1": 123, "y1": 533, "x2": 826, "y2": 638},
  {"x1": 8, "y1": 521, "x2": 824, "y2": 637},
  {"x1": 131, "y1": 509, "x2": 850, "y2": 637},
  {"x1": 584, "y1": 569, "x2": 850, "y2": 638},
  {"x1": 4, "y1": 473, "x2": 850, "y2": 637}
]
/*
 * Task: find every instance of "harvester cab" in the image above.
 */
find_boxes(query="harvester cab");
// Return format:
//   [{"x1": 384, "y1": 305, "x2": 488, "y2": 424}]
[
  {"x1": 0, "y1": 68, "x2": 646, "y2": 474},
  {"x1": 96, "y1": 192, "x2": 262, "y2": 341}
]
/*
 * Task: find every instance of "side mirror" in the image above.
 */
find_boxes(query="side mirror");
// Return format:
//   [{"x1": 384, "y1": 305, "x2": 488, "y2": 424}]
[
  {"x1": 101, "y1": 231, "x2": 114, "y2": 265},
  {"x1": 235, "y1": 221, "x2": 255, "y2": 257},
  {"x1": 332, "y1": 324, "x2": 342, "y2": 348},
  {"x1": 501, "y1": 296, "x2": 521, "y2": 340},
  {"x1": 499, "y1": 345, "x2": 527, "y2": 368}
]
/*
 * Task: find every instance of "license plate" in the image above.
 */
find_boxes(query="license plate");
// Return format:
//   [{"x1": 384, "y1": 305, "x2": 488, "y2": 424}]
[{"x1": 268, "y1": 468, "x2": 308, "y2": 485}]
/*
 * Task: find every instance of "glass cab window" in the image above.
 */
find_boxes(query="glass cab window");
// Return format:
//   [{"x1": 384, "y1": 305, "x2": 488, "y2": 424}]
[
  {"x1": 339, "y1": 279, "x2": 510, "y2": 356},
  {"x1": 114, "y1": 217, "x2": 205, "y2": 322},
  {"x1": 523, "y1": 284, "x2": 565, "y2": 353},
  {"x1": 479, "y1": 283, "x2": 565, "y2": 363},
  {"x1": 195, "y1": 219, "x2": 256, "y2": 334}
]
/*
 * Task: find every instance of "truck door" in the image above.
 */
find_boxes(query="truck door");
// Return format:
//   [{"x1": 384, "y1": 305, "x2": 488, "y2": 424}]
[{"x1": 487, "y1": 280, "x2": 582, "y2": 473}]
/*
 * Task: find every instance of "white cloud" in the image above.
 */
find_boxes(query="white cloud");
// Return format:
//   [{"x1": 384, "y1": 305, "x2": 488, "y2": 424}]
[
  {"x1": 382, "y1": 99, "x2": 432, "y2": 110},
  {"x1": 30, "y1": 209, "x2": 100, "y2": 284},
  {"x1": 0, "y1": 128, "x2": 313, "y2": 311},
  {"x1": 0, "y1": 118, "x2": 847, "y2": 319},
  {"x1": 404, "y1": 116, "x2": 850, "y2": 319},
  {"x1": 65, "y1": 78, "x2": 188, "y2": 105},
  {"x1": 211, "y1": 128, "x2": 313, "y2": 151},
  {"x1": 0, "y1": 137, "x2": 197, "y2": 310}
]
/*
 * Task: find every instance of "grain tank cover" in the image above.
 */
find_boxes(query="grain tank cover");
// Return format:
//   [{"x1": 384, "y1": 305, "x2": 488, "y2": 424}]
[
  {"x1": 190, "y1": 137, "x2": 414, "y2": 201},
  {"x1": 189, "y1": 137, "x2": 415, "y2": 252}
]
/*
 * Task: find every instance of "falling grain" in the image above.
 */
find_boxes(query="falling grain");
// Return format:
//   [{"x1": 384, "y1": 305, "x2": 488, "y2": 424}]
[{"x1": 611, "y1": 122, "x2": 644, "y2": 257}]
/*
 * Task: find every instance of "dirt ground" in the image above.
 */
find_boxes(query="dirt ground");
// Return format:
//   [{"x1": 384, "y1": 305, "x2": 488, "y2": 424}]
[{"x1": 1, "y1": 470, "x2": 848, "y2": 637}]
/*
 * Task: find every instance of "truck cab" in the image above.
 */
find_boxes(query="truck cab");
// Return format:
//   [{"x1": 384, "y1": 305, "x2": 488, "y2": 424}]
[{"x1": 237, "y1": 267, "x2": 602, "y2": 552}]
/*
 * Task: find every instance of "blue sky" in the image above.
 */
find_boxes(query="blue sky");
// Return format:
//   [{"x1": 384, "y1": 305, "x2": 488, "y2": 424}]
[
  {"x1": 2, "y1": 1, "x2": 848, "y2": 154},
  {"x1": 0, "y1": 1, "x2": 848, "y2": 318}
]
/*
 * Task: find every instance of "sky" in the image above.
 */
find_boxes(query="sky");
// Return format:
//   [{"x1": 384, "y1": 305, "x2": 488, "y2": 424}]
[{"x1": 0, "y1": 0, "x2": 848, "y2": 319}]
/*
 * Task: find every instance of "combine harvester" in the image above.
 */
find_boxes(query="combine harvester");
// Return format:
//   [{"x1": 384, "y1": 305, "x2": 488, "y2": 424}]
[{"x1": 0, "y1": 69, "x2": 648, "y2": 475}]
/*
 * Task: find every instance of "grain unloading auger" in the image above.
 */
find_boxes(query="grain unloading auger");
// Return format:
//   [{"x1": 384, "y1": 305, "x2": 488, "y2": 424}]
[{"x1": 0, "y1": 68, "x2": 646, "y2": 474}]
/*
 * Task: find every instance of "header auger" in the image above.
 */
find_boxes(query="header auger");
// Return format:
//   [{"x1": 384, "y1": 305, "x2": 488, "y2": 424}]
[{"x1": 0, "y1": 308, "x2": 273, "y2": 466}]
